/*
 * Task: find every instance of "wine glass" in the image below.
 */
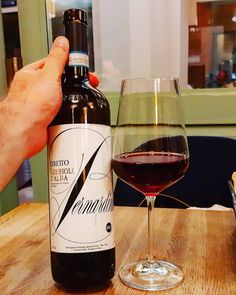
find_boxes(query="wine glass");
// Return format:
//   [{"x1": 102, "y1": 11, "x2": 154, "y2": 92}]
[{"x1": 112, "y1": 77, "x2": 189, "y2": 291}]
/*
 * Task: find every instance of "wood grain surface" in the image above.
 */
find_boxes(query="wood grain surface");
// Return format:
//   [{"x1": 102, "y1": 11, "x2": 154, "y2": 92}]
[{"x1": 0, "y1": 203, "x2": 235, "y2": 294}]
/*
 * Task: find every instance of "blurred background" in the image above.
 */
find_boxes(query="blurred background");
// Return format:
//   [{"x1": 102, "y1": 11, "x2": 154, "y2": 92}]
[{"x1": 1, "y1": 0, "x2": 236, "y2": 205}]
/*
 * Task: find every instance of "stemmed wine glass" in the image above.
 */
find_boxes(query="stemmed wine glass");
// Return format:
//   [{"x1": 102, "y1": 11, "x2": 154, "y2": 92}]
[{"x1": 112, "y1": 77, "x2": 189, "y2": 291}]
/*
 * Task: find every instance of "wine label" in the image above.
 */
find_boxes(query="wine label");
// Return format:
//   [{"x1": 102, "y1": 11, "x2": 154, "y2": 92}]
[
  {"x1": 48, "y1": 124, "x2": 115, "y2": 253},
  {"x1": 68, "y1": 51, "x2": 89, "y2": 67}
]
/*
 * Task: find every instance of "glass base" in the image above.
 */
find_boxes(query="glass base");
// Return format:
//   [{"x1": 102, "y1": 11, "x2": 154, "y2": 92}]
[{"x1": 119, "y1": 259, "x2": 184, "y2": 291}]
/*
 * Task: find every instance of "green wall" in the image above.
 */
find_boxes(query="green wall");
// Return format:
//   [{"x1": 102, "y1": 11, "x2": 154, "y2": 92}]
[
  {"x1": 0, "y1": 10, "x2": 7, "y2": 97},
  {"x1": 18, "y1": 0, "x2": 48, "y2": 64},
  {"x1": 0, "y1": 179, "x2": 19, "y2": 215},
  {"x1": 18, "y1": 0, "x2": 49, "y2": 202},
  {"x1": 0, "y1": 10, "x2": 19, "y2": 215},
  {"x1": 105, "y1": 88, "x2": 236, "y2": 139}
]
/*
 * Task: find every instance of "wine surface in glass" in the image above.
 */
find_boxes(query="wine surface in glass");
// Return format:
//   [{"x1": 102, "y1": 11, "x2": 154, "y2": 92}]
[{"x1": 112, "y1": 151, "x2": 189, "y2": 195}]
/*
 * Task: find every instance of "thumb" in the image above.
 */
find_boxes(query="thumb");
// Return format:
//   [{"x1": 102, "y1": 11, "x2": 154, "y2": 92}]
[{"x1": 43, "y1": 36, "x2": 69, "y2": 81}]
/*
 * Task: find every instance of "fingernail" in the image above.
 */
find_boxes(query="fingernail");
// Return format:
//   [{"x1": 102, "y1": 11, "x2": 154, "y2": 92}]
[{"x1": 52, "y1": 36, "x2": 69, "y2": 51}]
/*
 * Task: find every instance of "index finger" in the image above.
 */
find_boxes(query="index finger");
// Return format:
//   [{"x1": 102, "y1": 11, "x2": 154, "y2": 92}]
[{"x1": 42, "y1": 36, "x2": 69, "y2": 81}]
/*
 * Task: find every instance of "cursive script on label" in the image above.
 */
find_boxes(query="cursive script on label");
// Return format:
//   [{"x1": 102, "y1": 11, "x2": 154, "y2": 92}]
[{"x1": 71, "y1": 192, "x2": 113, "y2": 215}]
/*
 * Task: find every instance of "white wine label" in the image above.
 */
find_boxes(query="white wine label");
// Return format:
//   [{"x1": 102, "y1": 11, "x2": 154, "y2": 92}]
[
  {"x1": 48, "y1": 124, "x2": 115, "y2": 254},
  {"x1": 68, "y1": 51, "x2": 89, "y2": 67}
]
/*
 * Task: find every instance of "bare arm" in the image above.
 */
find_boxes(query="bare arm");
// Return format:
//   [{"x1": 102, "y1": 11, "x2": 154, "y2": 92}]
[{"x1": 0, "y1": 36, "x2": 69, "y2": 191}]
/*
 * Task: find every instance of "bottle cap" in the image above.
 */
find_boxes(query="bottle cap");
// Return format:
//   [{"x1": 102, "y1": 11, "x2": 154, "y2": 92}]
[{"x1": 63, "y1": 8, "x2": 87, "y2": 25}]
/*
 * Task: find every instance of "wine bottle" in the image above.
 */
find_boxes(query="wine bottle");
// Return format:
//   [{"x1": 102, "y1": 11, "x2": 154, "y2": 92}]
[{"x1": 47, "y1": 8, "x2": 115, "y2": 288}]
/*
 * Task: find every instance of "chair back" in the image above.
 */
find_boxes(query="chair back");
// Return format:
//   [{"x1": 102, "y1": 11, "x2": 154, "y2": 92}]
[{"x1": 114, "y1": 136, "x2": 236, "y2": 208}]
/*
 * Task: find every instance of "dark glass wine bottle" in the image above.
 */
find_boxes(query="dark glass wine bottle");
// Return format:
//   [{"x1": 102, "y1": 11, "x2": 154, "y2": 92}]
[{"x1": 47, "y1": 8, "x2": 115, "y2": 288}]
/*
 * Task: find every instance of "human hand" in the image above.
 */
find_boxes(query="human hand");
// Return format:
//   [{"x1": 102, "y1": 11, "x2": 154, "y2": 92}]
[
  {"x1": 4, "y1": 37, "x2": 99, "y2": 159},
  {"x1": 4, "y1": 36, "x2": 70, "y2": 158},
  {"x1": 0, "y1": 36, "x2": 99, "y2": 190}
]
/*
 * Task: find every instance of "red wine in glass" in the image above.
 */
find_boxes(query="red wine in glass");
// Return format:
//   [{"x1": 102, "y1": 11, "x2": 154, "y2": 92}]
[{"x1": 112, "y1": 151, "x2": 189, "y2": 196}]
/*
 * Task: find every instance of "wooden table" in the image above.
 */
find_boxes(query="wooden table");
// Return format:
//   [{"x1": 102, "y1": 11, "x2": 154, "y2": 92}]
[{"x1": 0, "y1": 203, "x2": 235, "y2": 294}]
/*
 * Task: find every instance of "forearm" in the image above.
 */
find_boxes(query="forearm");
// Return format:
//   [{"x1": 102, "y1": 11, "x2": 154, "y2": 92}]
[
  {"x1": 0, "y1": 146, "x2": 24, "y2": 192},
  {"x1": 0, "y1": 100, "x2": 26, "y2": 191}
]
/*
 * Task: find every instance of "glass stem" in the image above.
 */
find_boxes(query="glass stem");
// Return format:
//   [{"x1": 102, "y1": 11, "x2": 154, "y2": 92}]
[{"x1": 145, "y1": 195, "x2": 156, "y2": 262}]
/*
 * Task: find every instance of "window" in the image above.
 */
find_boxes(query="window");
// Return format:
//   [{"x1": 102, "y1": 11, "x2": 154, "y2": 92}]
[{"x1": 188, "y1": 0, "x2": 236, "y2": 88}]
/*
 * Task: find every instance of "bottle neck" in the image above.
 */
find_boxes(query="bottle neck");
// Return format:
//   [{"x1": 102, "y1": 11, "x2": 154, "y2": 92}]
[
  {"x1": 64, "y1": 64, "x2": 89, "y2": 81},
  {"x1": 64, "y1": 21, "x2": 89, "y2": 81}
]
